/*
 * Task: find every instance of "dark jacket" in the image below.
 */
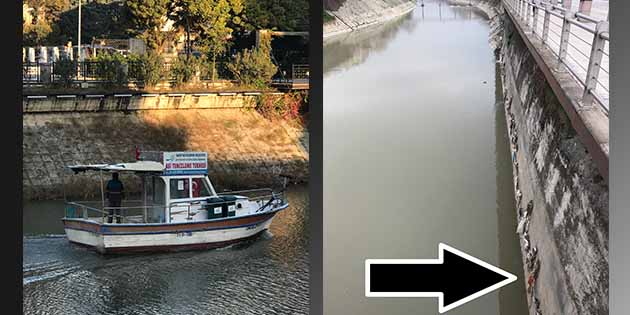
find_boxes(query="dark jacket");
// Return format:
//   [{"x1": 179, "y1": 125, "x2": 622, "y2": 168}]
[{"x1": 106, "y1": 179, "x2": 125, "y2": 201}]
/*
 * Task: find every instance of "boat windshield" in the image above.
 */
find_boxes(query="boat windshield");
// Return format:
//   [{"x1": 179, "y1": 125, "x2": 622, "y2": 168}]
[
  {"x1": 168, "y1": 176, "x2": 213, "y2": 200},
  {"x1": 170, "y1": 178, "x2": 190, "y2": 200},
  {"x1": 192, "y1": 177, "x2": 212, "y2": 198}
]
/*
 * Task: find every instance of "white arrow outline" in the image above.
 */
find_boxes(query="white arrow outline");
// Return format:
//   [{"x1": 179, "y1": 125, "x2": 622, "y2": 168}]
[{"x1": 365, "y1": 243, "x2": 517, "y2": 313}]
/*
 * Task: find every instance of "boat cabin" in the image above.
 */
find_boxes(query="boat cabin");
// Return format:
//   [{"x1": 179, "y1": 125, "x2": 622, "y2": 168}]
[{"x1": 64, "y1": 151, "x2": 279, "y2": 225}]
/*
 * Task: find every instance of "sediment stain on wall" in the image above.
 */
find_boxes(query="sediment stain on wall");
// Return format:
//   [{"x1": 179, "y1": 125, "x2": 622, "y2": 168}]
[{"x1": 499, "y1": 9, "x2": 608, "y2": 315}]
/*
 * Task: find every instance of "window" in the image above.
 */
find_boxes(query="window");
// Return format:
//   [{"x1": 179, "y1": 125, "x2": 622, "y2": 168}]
[
  {"x1": 170, "y1": 178, "x2": 190, "y2": 200},
  {"x1": 192, "y1": 178, "x2": 211, "y2": 198},
  {"x1": 152, "y1": 177, "x2": 165, "y2": 205}
]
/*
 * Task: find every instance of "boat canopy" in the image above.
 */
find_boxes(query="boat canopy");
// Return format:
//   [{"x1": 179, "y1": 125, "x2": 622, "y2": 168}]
[{"x1": 67, "y1": 161, "x2": 165, "y2": 174}]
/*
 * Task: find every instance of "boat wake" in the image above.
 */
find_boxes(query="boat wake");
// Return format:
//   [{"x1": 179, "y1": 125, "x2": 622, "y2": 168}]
[
  {"x1": 23, "y1": 260, "x2": 80, "y2": 286},
  {"x1": 23, "y1": 234, "x2": 67, "y2": 240}
]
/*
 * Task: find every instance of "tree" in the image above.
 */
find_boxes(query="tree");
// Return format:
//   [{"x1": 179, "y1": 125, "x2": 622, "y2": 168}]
[
  {"x1": 227, "y1": 31, "x2": 277, "y2": 88},
  {"x1": 168, "y1": 0, "x2": 244, "y2": 79},
  {"x1": 23, "y1": 0, "x2": 70, "y2": 46},
  {"x1": 242, "y1": 0, "x2": 309, "y2": 32},
  {"x1": 126, "y1": 0, "x2": 172, "y2": 54},
  {"x1": 55, "y1": 1, "x2": 133, "y2": 45}
]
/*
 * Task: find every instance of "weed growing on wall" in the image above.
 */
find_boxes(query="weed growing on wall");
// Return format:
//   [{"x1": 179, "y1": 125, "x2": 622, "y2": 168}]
[{"x1": 255, "y1": 91, "x2": 308, "y2": 124}]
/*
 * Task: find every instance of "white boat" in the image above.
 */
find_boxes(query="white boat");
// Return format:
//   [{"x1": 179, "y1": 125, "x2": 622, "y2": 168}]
[{"x1": 62, "y1": 151, "x2": 288, "y2": 254}]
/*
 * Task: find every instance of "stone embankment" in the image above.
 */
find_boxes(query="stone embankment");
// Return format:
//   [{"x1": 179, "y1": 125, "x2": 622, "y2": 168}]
[
  {"x1": 323, "y1": 0, "x2": 416, "y2": 39},
  {"x1": 23, "y1": 94, "x2": 308, "y2": 200},
  {"x1": 467, "y1": 0, "x2": 609, "y2": 314}
]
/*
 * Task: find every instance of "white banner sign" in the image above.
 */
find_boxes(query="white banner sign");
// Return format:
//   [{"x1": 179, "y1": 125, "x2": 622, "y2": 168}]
[{"x1": 163, "y1": 152, "x2": 208, "y2": 175}]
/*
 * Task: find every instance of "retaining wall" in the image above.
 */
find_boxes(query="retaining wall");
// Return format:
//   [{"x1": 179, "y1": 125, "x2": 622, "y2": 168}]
[
  {"x1": 499, "y1": 7, "x2": 608, "y2": 315},
  {"x1": 22, "y1": 94, "x2": 308, "y2": 200}
]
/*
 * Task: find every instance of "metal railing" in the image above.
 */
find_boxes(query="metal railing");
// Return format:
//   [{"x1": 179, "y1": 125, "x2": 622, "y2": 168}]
[
  {"x1": 65, "y1": 200, "x2": 163, "y2": 224},
  {"x1": 22, "y1": 60, "x2": 239, "y2": 87},
  {"x1": 503, "y1": 0, "x2": 609, "y2": 113},
  {"x1": 64, "y1": 189, "x2": 286, "y2": 224},
  {"x1": 272, "y1": 64, "x2": 309, "y2": 84},
  {"x1": 24, "y1": 60, "x2": 310, "y2": 87}
]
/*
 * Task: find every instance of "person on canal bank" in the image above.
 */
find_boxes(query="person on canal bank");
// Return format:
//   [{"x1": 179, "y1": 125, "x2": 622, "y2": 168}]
[{"x1": 106, "y1": 172, "x2": 125, "y2": 223}]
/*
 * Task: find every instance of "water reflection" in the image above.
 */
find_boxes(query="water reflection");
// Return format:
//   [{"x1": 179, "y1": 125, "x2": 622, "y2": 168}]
[
  {"x1": 324, "y1": 1, "x2": 495, "y2": 77},
  {"x1": 324, "y1": 12, "x2": 416, "y2": 75},
  {"x1": 323, "y1": 0, "x2": 527, "y2": 314}
]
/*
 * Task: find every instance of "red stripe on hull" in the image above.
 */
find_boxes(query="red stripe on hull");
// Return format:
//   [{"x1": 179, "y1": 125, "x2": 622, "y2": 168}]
[{"x1": 63, "y1": 212, "x2": 276, "y2": 234}]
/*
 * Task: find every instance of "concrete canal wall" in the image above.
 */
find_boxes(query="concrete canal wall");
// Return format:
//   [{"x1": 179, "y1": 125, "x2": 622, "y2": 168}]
[
  {"x1": 23, "y1": 92, "x2": 261, "y2": 113},
  {"x1": 323, "y1": 0, "x2": 416, "y2": 39},
  {"x1": 22, "y1": 94, "x2": 309, "y2": 200},
  {"x1": 483, "y1": 1, "x2": 608, "y2": 314}
]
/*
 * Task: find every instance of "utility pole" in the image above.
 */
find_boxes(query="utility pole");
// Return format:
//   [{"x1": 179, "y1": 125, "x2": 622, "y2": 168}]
[
  {"x1": 186, "y1": 14, "x2": 191, "y2": 60},
  {"x1": 78, "y1": 0, "x2": 81, "y2": 61}
]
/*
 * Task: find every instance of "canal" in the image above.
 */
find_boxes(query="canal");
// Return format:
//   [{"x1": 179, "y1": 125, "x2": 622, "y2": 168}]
[
  {"x1": 22, "y1": 186, "x2": 309, "y2": 315},
  {"x1": 323, "y1": 1, "x2": 528, "y2": 314}
]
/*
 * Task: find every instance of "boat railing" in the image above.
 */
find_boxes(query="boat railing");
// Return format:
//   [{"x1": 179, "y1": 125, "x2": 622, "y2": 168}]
[
  {"x1": 218, "y1": 188, "x2": 274, "y2": 197},
  {"x1": 65, "y1": 201, "x2": 107, "y2": 219},
  {"x1": 65, "y1": 200, "x2": 168, "y2": 224},
  {"x1": 167, "y1": 200, "x2": 205, "y2": 221},
  {"x1": 219, "y1": 188, "x2": 286, "y2": 202},
  {"x1": 65, "y1": 189, "x2": 287, "y2": 224},
  {"x1": 102, "y1": 205, "x2": 166, "y2": 223}
]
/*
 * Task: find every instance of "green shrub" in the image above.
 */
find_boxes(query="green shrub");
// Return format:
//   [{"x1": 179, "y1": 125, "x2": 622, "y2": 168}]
[
  {"x1": 128, "y1": 53, "x2": 165, "y2": 87},
  {"x1": 170, "y1": 55, "x2": 201, "y2": 87},
  {"x1": 227, "y1": 33, "x2": 277, "y2": 88},
  {"x1": 91, "y1": 52, "x2": 128, "y2": 87},
  {"x1": 53, "y1": 56, "x2": 76, "y2": 88}
]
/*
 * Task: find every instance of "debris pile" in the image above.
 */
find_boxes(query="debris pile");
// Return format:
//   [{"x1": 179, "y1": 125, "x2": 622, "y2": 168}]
[{"x1": 506, "y1": 95, "x2": 543, "y2": 315}]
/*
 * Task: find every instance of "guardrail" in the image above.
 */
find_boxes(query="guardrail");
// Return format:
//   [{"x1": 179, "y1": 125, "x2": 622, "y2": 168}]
[
  {"x1": 503, "y1": 0, "x2": 609, "y2": 113},
  {"x1": 65, "y1": 189, "x2": 286, "y2": 224}
]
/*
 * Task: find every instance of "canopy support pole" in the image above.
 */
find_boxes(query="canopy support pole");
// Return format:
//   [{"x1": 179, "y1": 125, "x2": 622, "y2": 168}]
[
  {"x1": 142, "y1": 175, "x2": 147, "y2": 223},
  {"x1": 61, "y1": 168, "x2": 67, "y2": 202},
  {"x1": 100, "y1": 170, "x2": 105, "y2": 221}
]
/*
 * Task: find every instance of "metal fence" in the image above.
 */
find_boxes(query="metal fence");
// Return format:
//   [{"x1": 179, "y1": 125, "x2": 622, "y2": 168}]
[
  {"x1": 271, "y1": 64, "x2": 309, "y2": 84},
  {"x1": 503, "y1": 0, "x2": 609, "y2": 113},
  {"x1": 23, "y1": 61, "x2": 309, "y2": 87},
  {"x1": 24, "y1": 61, "x2": 152, "y2": 85}
]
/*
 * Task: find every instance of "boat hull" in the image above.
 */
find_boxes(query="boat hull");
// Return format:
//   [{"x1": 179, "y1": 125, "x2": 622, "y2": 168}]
[{"x1": 63, "y1": 209, "x2": 283, "y2": 254}]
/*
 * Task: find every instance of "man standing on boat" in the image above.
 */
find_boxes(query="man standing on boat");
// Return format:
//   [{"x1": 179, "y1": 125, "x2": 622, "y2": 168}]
[{"x1": 105, "y1": 172, "x2": 125, "y2": 223}]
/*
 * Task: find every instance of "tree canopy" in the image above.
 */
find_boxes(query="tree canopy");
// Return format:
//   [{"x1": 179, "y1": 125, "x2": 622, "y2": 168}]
[
  {"x1": 242, "y1": 0, "x2": 308, "y2": 32},
  {"x1": 23, "y1": 0, "x2": 309, "y2": 49},
  {"x1": 167, "y1": 0, "x2": 244, "y2": 57},
  {"x1": 126, "y1": 0, "x2": 171, "y2": 53}
]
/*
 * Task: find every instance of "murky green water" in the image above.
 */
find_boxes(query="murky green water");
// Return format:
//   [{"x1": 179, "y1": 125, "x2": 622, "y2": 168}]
[
  {"x1": 22, "y1": 186, "x2": 309, "y2": 315},
  {"x1": 323, "y1": 1, "x2": 528, "y2": 314}
]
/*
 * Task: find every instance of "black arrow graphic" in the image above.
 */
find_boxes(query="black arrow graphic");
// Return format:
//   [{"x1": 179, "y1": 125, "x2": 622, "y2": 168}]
[{"x1": 365, "y1": 243, "x2": 517, "y2": 313}]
